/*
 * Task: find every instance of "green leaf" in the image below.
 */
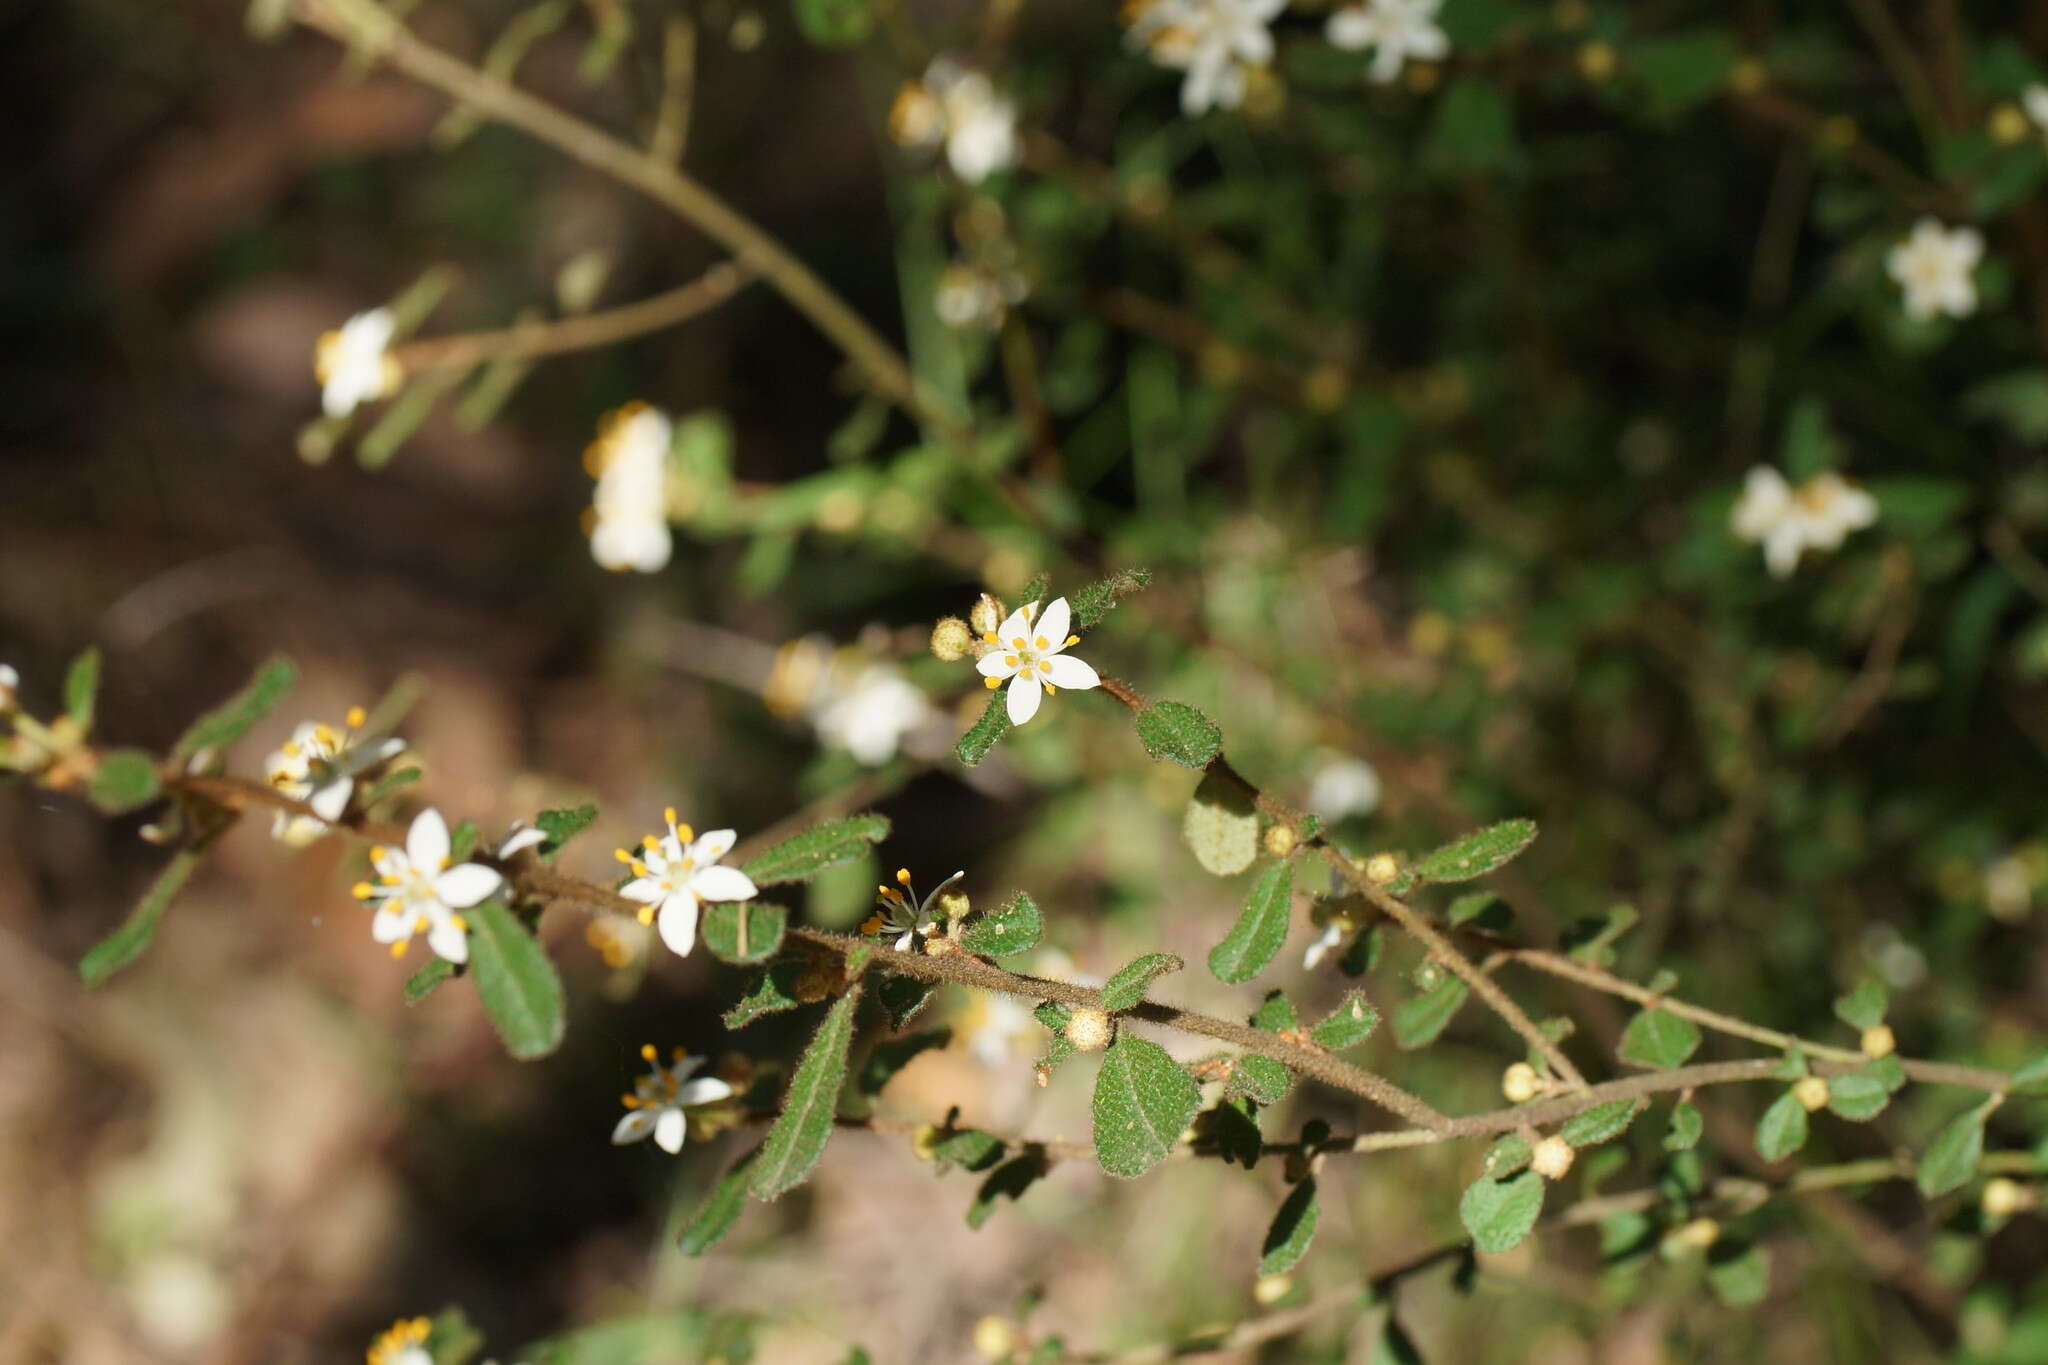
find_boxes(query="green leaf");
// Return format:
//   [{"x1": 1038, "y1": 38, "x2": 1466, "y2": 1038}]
[
  {"x1": 1965, "y1": 370, "x2": 2048, "y2": 444},
  {"x1": 1633, "y1": 29, "x2": 1740, "y2": 115},
  {"x1": 1310, "y1": 990, "x2": 1381, "y2": 1049},
  {"x1": 1754, "y1": 1090, "x2": 1809, "y2": 1162},
  {"x1": 967, "y1": 1150, "x2": 1048, "y2": 1229},
  {"x1": 171, "y1": 655, "x2": 296, "y2": 762},
  {"x1": 740, "y1": 814, "x2": 890, "y2": 886},
  {"x1": 466, "y1": 901, "x2": 567, "y2": 1059},
  {"x1": 1099, "y1": 952, "x2": 1183, "y2": 1010},
  {"x1": 1414, "y1": 819, "x2": 1537, "y2": 884},
  {"x1": 955, "y1": 690, "x2": 1011, "y2": 766},
  {"x1": 751, "y1": 987, "x2": 861, "y2": 1199},
  {"x1": 1208, "y1": 1095, "x2": 1263, "y2": 1168},
  {"x1": 1833, "y1": 981, "x2": 1889, "y2": 1031},
  {"x1": 2010, "y1": 1050, "x2": 2048, "y2": 1095},
  {"x1": 1135, "y1": 701, "x2": 1222, "y2": 769},
  {"x1": 1560, "y1": 1099, "x2": 1642, "y2": 1148},
  {"x1": 1207, "y1": 862, "x2": 1294, "y2": 984},
  {"x1": 1483, "y1": 1134, "x2": 1532, "y2": 1178},
  {"x1": 87, "y1": 750, "x2": 163, "y2": 815},
  {"x1": 362, "y1": 766, "x2": 422, "y2": 808},
  {"x1": 80, "y1": 848, "x2": 203, "y2": 986},
  {"x1": 725, "y1": 961, "x2": 808, "y2": 1029},
  {"x1": 1619, "y1": 1007, "x2": 1702, "y2": 1069},
  {"x1": 700, "y1": 901, "x2": 788, "y2": 965},
  {"x1": 425, "y1": 1306, "x2": 487, "y2": 1365},
  {"x1": 1258, "y1": 1180, "x2": 1320, "y2": 1275},
  {"x1": 1228, "y1": 1055, "x2": 1292, "y2": 1106},
  {"x1": 875, "y1": 973, "x2": 936, "y2": 1029},
  {"x1": 931, "y1": 1128, "x2": 1006, "y2": 1172},
  {"x1": 1916, "y1": 1104, "x2": 1989, "y2": 1198},
  {"x1": 1069, "y1": 568, "x2": 1151, "y2": 628},
  {"x1": 1424, "y1": 77, "x2": 1520, "y2": 177},
  {"x1": 1092, "y1": 1036, "x2": 1201, "y2": 1178},
  {"x1": 1447, "y1": 891, "x2": 1511, "y2": 931},
  {"x1": 1183, "y1": 771, "x2": 1260, "y2": 876},
  {"x1": 1460, "y1": 1169, "x2": 1545, "y2": 1254},
  {"x1": 1250, "y1": 989, "x2": 1298, "y2": 1032},
  {"x1": 680, "y1": 1147, "x2": 760, "y2": 1255},
  {"x1": 1664, "y1": 1102, "x2": 1704, "y2": 1152},
  {"x1": 1705, "y1": 1242, "x2": 1772, "y2": 1307},
  {"x1": 960, "y1": 892, "x2": 1041, "y2": 956},
  {"x1": 448, "y1": 820, "x2": 481, "y2": 863},
  {"x1": 535, "y1": 804, "x2": 598, "y2": 862},
  {"x1": 64, "y1": 647, "x2": 101, "y2": 731},
  {"x1": 1392, "y1": 976, "x2": 1469, "y2": 1049},
  {"x1": 1827, "y1": 1071, "x2": 1892, "y2": 1122},
  {"x1": 1866, "y1": 1053, "x2": 1907, "y2": 1093},
  {"x1": 858, "y1": 1027, "x2": 950, "y2": 1096},
  {"x1": 405, "y1": 957, "x2": 457, "y2": 1004}
]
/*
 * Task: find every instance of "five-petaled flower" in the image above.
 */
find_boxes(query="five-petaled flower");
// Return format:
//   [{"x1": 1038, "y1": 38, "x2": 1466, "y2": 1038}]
[
  {"x1": 1731, "y1": 465, "x2": 1879, "y2": 578},
  {"x1": 889, "y1": 57, "x2": 1019, "y2": 183},
  {"x1": 974, "y1": 595, "x2": 1101, "y2": 725},
  {"x1": 1325, "y1": 0, "x2": 1448, "y2": 83},
  {"x1": 366, "y1": 1316, "x2": 434, "y2": 1365},
  {"x1": 863, "y1": 866, "x2": 966, "y2": 951},
  {"x1": 1126, "y1": 0, "x2": 1287, "y2": 117},
  {"x1": 611, "y1": 1044, "x2": 735, "y2": 1153},
  {"x1": 584, "y1": 401, "x2": 675, "y2": 573},
  {"x1": 351, "y1": 808, "x2": 504, "y2": 963},
  {"x1": 315, "y1": 307, "x2": 402, "y2": 418},
  {"x1": 265, "y1": 708, "x2": 405, "y2": 846},
  {"x1": 811, "y1": 659, "x2": 937, "y2": 766},
  {"x1": 615, "y1": 809, "x2": 758, "y2": 958},
  {"x1": 1886, "y1": 218, "x2": 1983, "y2": 322}
]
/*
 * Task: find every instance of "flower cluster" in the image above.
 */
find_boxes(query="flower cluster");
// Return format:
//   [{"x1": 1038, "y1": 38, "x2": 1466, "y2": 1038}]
[
  {"x1": 889, "y1": 58, "x2": 1019, "y2": 183},
  {"x1": 584, "y1": 401, "x2": 675, "y2": 573},
  {"x1": 1730, "y1": 465, "x2": 1879, "y2": 578},
  {"x1": 1325, "y1": 0, "x2": 1448, "y2": 83},
  {"x1": 351, "y1": 809, "x2": 505, "y2": 962},
  {"x1": 315, "y1": 307, "x2": 401, "y2": 418},
  {"x1": 264, "y1": 707, "x2": 404, "y2": 845},
  {"x1": 611, "y1": 1044, "x2": 735, "y2": 1153},
  {"x1": 1125, "y1": 0, "x2": 1286, "y2": 116},
  {"x1": 615, "y1": 810, "x2": 758, "y2": 957}
]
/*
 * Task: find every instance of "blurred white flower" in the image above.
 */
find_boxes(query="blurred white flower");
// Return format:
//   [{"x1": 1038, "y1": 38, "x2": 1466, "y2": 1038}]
[
  {"x1": 264, "y1": 707, "x2": 404, "y2": 846},
  {"x1": 495, "y1": 821, "x2": 549, "y2": 860},
  {"x1": 812, "y1": 660, "x2": 936, "y2": 765},
  {"x1": 1302, "y1": 902, "x2": 1361, "y2": 970},
  {"x1": 615, "y1": 809, "x2": 758, "y2": 958},
  {"x1": 974, "y1": 595, "x2": 1101, "y2": 725},
  {"x1": 1985, "y1": 853, "x2": 2033, "y2": 923},
  {"x1": 315, "y1": 307, "x2": 401, "y2": 418},
  {"x1": 936, "y1": 260, "x2": 1029, "y2": 331},
  {"x1": 367, "y1": 1316, "x2": 435, "y2": 1365},
  {"x1": 890, "y1": 58, "x2": 1019, "y2": 182},
  {"x1": 1886, "y1": 218, "x2": 1983, "y2": 321},
  {"x1": 959, "y1": 992, "x2": 1038, "y2": 1066},
  {"x1": 1306, "y1": 751, "x2": 1381, "y2": 822},
  {"x1": 2025, "y1": 84, "x2": 2048, "y2": 141},
  {"x1": 1326, "y1": 0, "x2": 1448, "y2": 83},
  {"x1": 351, "y1": 809, "x2": 503, "y2": 964},
  {"x1": 1127, "y1": 0, "x2": 1287, "y2": 116},
  {"x1": 1731, "y1": 465, "x2": 1878, "y2": 578},
  {"x1": 864, "y1": 866, "x2": 966, "y2": 951},
  {"x1": 584, "y1": 401, "x2": 674, "y2": 573},
  {"x1": 0, "y1": 663, "x2": 17, "y2": 711},
  {"x1": 611, "y1": 1045, "x2": 734, "y2": 1153}
]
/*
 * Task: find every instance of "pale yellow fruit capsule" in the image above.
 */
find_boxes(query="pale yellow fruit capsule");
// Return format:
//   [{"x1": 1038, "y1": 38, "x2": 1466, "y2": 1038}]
[
  {"x1": 1502, "y1": 1062, "x2": 1542, "y2": 1104},
  {"x1": 1982, "y1": 1177, "x2": 2036, "y2": 1219},
  {"x1": 931, "y1": 617, "x2": 973, "y2": 662},
  {"x1": 1991, "y1": 104, "x2": 2030, "y2": 145},
  {"x1": 972, "y1": 1316, "x2": 1018, "y2": 1360},
  {"x1": 969, "y1": 593, "x2": 1004, "y2": 637},
  {"x1": 1793, "y1": 1075, "x2": 1831, "y2": 1112},
  {"x1": 1252, "y1": 1273, "x2": 1293, "y2": 1306},
  {"x1": 1263, "y1": 824, "x2": 1298, "y2": 859},
  {"x1": 1675, "y1": 1217, "x2": 1720, "y2": 1251},
  {"x1": 1364, "y1": 852, "x2": 1400, "y2": 885},
  {"x1": 1860, "y1": 1024, "x2": 1896, "y2": 1059},
  {"x1": 1530, "y1": 1135, "x2": 1575, "y2": 1181},
  {"x1": 1065, "y1": 1007, "x2": 1114, "y2": 1053}
]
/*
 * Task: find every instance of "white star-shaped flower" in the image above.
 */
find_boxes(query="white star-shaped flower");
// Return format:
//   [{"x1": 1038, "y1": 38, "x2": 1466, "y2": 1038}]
[
  {"x1": 1326, "y1": 0, "x2": 1448, "y2": 83},
  {"x1": 811, "y1": 660, "x2": 937, "y2": 766},
  {"x1": 974, "y1": 595, "x2": 1101, "y2": 725},
  {"x1": 585, "y1": 401, "x2": 675, "y2": 573},
  {"x1": 1128, "y1": 0, "x2": 1287, "y2": 116},
  {"x1": 264, "y1": 708, "x2": 405, "y2": 846},
  {"x1": 615, "y1": 809, "x2": 758, "y2": 957},
  {"x1": 611, "y1": 1045, "x2": 735, "y2": 1153},
  {"x1": 366, "y1": 1316, "x2": 435, "y2": 1365},
  {"x1": 862, "y1": 866, "x2": 966, "y2": 951},
  {"x1": 1886, "y1": 218, "x2": 1983, "y2": 322},
  {"x1": 351, "y1": 809, "x2": 504, "y2": 963},
  {"x1": 890, "y1": 58, "x2": 1019, "y2": 183},
  {"x1": 1731, "y1": 465, "x2": 1879, "y2": 578},
  {"x1": 315, "y1": 308, "x2": 401, "y2": 418}
]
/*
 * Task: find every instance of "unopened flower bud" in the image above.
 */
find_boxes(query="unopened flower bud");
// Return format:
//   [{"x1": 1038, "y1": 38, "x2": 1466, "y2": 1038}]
[
  {"x1": 938, "y1": 891, "x2": 972, "y2": 920},
  {"x1": 972, "y1": 1315, "x2": 1018, "y2": 1360},
  {"x1": 1264, "y1": 824, "x2": 1297, "y2": 859},
  {"x1": 1065, "y1": 1007, "x2": 1114, "y2": 1053},
  {"x1": 1860, "y1": 1024, "x2": 1896, "y2": 1059},
  {"x1": 1252, "y1": 1273, "x2": 1293, "y2": 1306},
  {"x1": 970, "y1": 593, "x2": 1004, "y2": 638},
  {"x1": 1502, "y1": 1062, "x2": 1542, "y2": 1104},
  {"x1": 912, "y1": 1123, "x2": 942, "y2": 1161},
  {"x1": 1530, "y1": 1135, "x2": 1575, "y2": 1181},
  {"x1": 1676, "y1": 1216, "x2": 1720, "y2": 1251},
  {"x1": 931, "y1": 616, "x2": 973, "y2": 662},
  {"x1": 1793, "y1": 1075, "x2": 1830, "y2": 1112},
  {"x1": 1364, "y1": 852, "x2": 1400, "y2": 885},
  {"x1": 1982, "y1": 1177, "x2": 2035, "y2": 1219}
]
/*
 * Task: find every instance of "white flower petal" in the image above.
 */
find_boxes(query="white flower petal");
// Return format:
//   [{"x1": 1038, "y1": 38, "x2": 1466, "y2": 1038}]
[
  {"x1": 371, "y1": 903, "x2": 412, "y2": 944},
  {"x1": 611, "y1": 1109, "x2": 657, "y2": 1145},
  {"x1": 1764, "y1": 523, "x2": 1804, "y2": 578},
  {"x1": 407, "y1": 808, "x2": 451, "y2": 870},
  {"x1": 498, "y1": 826, "x2": 548, "y2": 858},
  {"x1": 308, "y1": 777, "x2": 353, "y2": 822},
  {"x1": 1006, "y1": 673, "x2": 1043, "y2": 725},
  {"x1": 1303, "y1": 922, "x2": 1345, "y2": 970},
  {"x1": 690, "y1": 828, "x2": 737, "y2": 864},
  {"x1": 433, "y1": 863, "x2": 503, "y2": 908},
  {"x1": 654, "y1": 1105, "x2": 688, "y2": 1153},
  {"x1": 993, "y1": 605, "x2": 1034, "y2": 647},
  {"x1": 620, "y1": 877, "x2": 667, "y2": 904},
  {"x1": 428, "y1": 915, "x2": 469, "y2": 964},
  {"x1": 1035, "y1": 597, "x2": 1072, "y2": 649},
  {"x1": 1039, "y1": 653, "x2": 1099, "y2": 690},
  {"x1": 675, "y1": 1077, "x2": 734, "y2": 1106},
  {"x1": 976, "y1": 651, "x2": 1020, "y2": 679},
  {"x1": 658, "y1": 894, "x2": 701, "y2": 957},
  {"x1": 690, "y1": 864, "x2": 758, "y2": 902}
]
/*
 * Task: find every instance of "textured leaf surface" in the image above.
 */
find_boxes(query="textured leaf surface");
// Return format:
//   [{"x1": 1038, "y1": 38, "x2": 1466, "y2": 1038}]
[
  {"x1": 1258, "y1": 1180, "x2": 1320, "y2": 1274},
  {"x1": 1393, "y1": 977, "x2": 1468, "y2": 1049},
  {"x1": 725, "y1": 962, "x2": 808, "y2": 1029},
  {"x1": 875, "y1": 973, "x2": 935, "y2": 1028},
  {"x1": 1227, "y1": 1055, "x2": 1292, "y2": 1106},
  {"x1": 1754, "y1": 1090, "x2": 1809, "y2": 1162},
  {"x1": 535, "y1": 805, "x2": 598, "y2": 862},
  {"x1": 1310, "y1": 990, "x2": 1381, "y2": 1049},
  {"x1": 80, "y1": 849, "x2": 202, "y2": 987},
  {"x1": 467, "y1": 902, "x2": 566, "y2": 1059},
  {"x1": 1092, "y1": 1036, "x2": 1200, "y2": 1177},
  {"x1": 1207, "y1": 862, "x2": 1293, "y2": 984},
  {"x1": 741, "y1": 815, "x2": 891, "y2": 886},
  {"x1": 1916, "y1": 1104, "x2": 1988, "y2": 1198},
  {"x1": 1826, "y1": 1071, "x2": 1891, "y2": 1122},
  {"x1": 405, "y1": 957, "x2": 457, "y2": 1004},
  {"x1": 1560, "y1": 1099, "x2": 1641, "y2": 1148},
  {"x1": 64, "y1": 647, "x2": 101, "y2": 730},
  {"x1": 1069, "y1": 568, "x2": 1150, "y2": 627},
  {"x1": 1250, "y1": 990, "x2": 1298, "y2": 1032},
  {"x1": 172, "y1": 654, "x2": 296, "y2": 761},
  {"x1": 87, "y1": 750, "x2": 162, "y2": 815},
  {"x1": 752, "y1": 988, "x2": 860, "y2": 1198},
  {"x1": 1183, "y1": 772, "x2": 1260, "y2": 876},
  {"x1": 1135, "y1": 701, "x2": 1222, "y2": 768},
  {"x1": 700, "y1": 901, "x2": 788, "y2": 964},
  {"x1": 679, "y1": 1147, "x2": 761, "y2": 1255},
  {"x1": 1664, "y1": 1102, "x2": 1704, "y2": 1151},
  {"x1": 1099, "y1": 952, "x2": 1183, "y2": 1010},
  {"x1": 1414, "y1": 819, "x2": 1537, "y2": 883},
  {"x1": 1833, "y1": 981, "x2": 1888, "y2": 1031},
  {"x1": 955, "y1": 691, "x2": 1011, "y2": 766},
  {"x1": 1460, "y1": 1170, "x2": 1545, "y2": 1253},
  {"x1": 960, "y1": 892, "x2": 1041, "y2": 956},
  {"x1": 1619, "y1": 1007, "x2": 1701, "y2": 1069}
]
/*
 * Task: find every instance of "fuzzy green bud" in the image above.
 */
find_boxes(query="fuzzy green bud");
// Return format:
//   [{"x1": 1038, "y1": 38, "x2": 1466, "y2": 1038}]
[{"x1": 931, "y1": 617, "x2": 973, "y2": 662}]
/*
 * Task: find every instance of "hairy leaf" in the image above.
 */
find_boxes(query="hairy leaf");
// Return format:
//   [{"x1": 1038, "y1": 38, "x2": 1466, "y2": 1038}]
[
  {"x1": 1208, "y1": 861, "x2": 1293, "y2": 984},
  {"x1": 1754, "y1": 1090, "x2": 1809, "y2": 1162},
  {"x1": 1183, "y1": 771, "x2": 1260, "y2": 876},
  {"x1": 751, "y1": 988, "x2": 861, "y2": 1198},
  {"x1": 1483, "y1": 1134, "x2": 1532, "y2": 1178},
  {"x1": 1228, "y1": 1054, "x2": 1292, "y2": 1106},
  {"x1": 1827, "y1": 1071, "x2": 1892, "y2": 1122},
  {"x1": 1135, "y1": 701, "x2": 1222, "y2": 769},
  {"x1": 931, "y1": 1128, "x2": 1006, "y2": 1172},
  {"x1": 1619, "y1": 1007, "x2": 1701, "y2": 1070},
  {"x1": 535, "y1": 804, "x2": 598, "y2": 862},
  {"x1": 1250, "y1": 990, "x2": 1299, "y2": 1032},
  {"x1": 1414, "y1": 819, "x2": 1538, "y2": 883},
  {"x1": 172, "y1": 654, "x2": 297, "y2": 761},
  {"x1": 740, "y1": 814, "x2": 891, "y2": 886},
  {"x1": 1460, "y1": 1169, "x2": 1545, "y2": 1254},
  {"x1": 1258, "y1": 1180, "x2": 1320, "y2": 1274},
  {"x1": 1310, "y1": 990, "x2": 1381, "y2": 1049},
  {"x1": 87, "y1": 750, "x2": 163, "y2": 815},
  {"x1": 405, "y1": 957, "x2": 458, "y2": 1004},
  {"x1": 1561, "y1": 1099, "x2": 1642, "y2": 1148},
  {"x1": 875, "y1": 973, "x2": 935, "y2": 1029},
  {"x1": 1092, "y1": 1036, "x2": 1200, "y2": 1177},
  {"x1": 725, "y1": 961, "x2": 808, "y2": 1029},
  {"x1": 1664, "y1": 1102, "x2": 1704, "y2": 1151},
  {"x1": 1099, "y1": 952, "x2": 1183, "y2": 1010},
  {"x1": 955, "y1": 690, "x2": 1011, "y2": 766},
  {"x1": 700, "y1": 901, "x2": 788, "y2": 965},
  {"x1": 64, "y1": 647, "x2": 101, "y2": 730},
  {"x1": 960, "y1": 892, "x2": 1041, "y2": 956},
  {"x1": 467, "y1": 901, "x2": 566, "y2": 1059},
  {"x1": 1916, "y1": 1104, "x2": 1988, "y2": 1198},
  {"x1": 1393, "y1": 977, "x2": 1469, "y2": 1049},
  {"x1": 1069, "y1": 568, "x2": 1151, "y2": 628},
  {"x1": 1833, "y1": 980, "x2": 1889, "y2": 1031},
  {"x1": 80, "y1": 849, "x2": 203, "y2": 987},
  {"x1": 680, "y1": 1147, "x2": 761, "y2": 1255}
]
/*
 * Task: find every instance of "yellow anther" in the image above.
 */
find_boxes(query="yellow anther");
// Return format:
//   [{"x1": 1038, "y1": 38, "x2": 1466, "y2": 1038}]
[
  {"x1": 636, "y1": 906, "x2": 655, "y2": 926},
  {"x1": 413, "y1": 916, "x2": 429, "y2": 934},
  {"x1": 984, "y1": 676, "x2": 1001, "y2": 689},
  {"x1": 1044, "y1": 683, "x2": 1058, "y2": 694},
  {"x1": 1038, "y1": 660, "x2": 1051, "y2": 672},
  {"x1": 351, "y1": 881, "x2": 375, "y2": 900},
  {"x1": 370, "y1": 845, "x2": 387, "y2": 862},
  {"x1": 676, "y1": 824, "x2": 694, "y2": 843},
  {"x1": 642, "y1": 834, "x2": 661, "y2": 851},
  {"x1": 982, "y1": 630, "x2": 997, "y2": 643},
  {"x1": 1005, "y1": 654, "x2": 1019, "y2": 667},
  {"x1": 345, "y1": 706, "x2": 367, "y2": 728},
  {"x1": 672, "y1": 1046, "x2": 687, "y2": 1061},
  {"x1": 379, "y1": 874, "x2": 401, "y2": 886},
  {"x1": 630, "y1": 860, "x2": 649, "y2": 877},
  {"x1": 897, "y1": 868, "x2": 913, "y2": 884},
  {"x1": 1012, "y1": 637, "x2": 1027, "y2": 649},
  {"x1": 313, "y1": 724, "x2": 337, "y2": 747},
  {"x1": 1065, "y1": 634, "x2": 1079, "y2": 646},
  {"x1": 450, "y1": 915, "x2": 467, "y2": 932},
  {"x1": 622, "y1": 1094, "x2": 641, "y2": 1108},
  {"x1": 615, "y1": 847, "x2": 633, "y2": 864},
  {"x1": 641, "y1": 1043, "x2": 659, "y2": 1062},
  {"x1": 1035, "y1": 635, "x2": 1048, "y2": 649},
  {"x1": 862, "y1": 912, "x2": 885, "y2": 934},
  {"x1": 283, "y1": 742, "x2": 301, "y2": 758},
  {"x1": 389, "y1": 941, "x2": 407, "y2": 958},
  {"x1": 664, "y1": 806, "x2": 678, "y2": 828}
]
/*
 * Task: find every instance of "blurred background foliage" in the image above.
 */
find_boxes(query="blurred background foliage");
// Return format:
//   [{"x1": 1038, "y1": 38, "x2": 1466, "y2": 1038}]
[{"x1": 6, "y1": 0, "x2": 2048, "y2": 1361}]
